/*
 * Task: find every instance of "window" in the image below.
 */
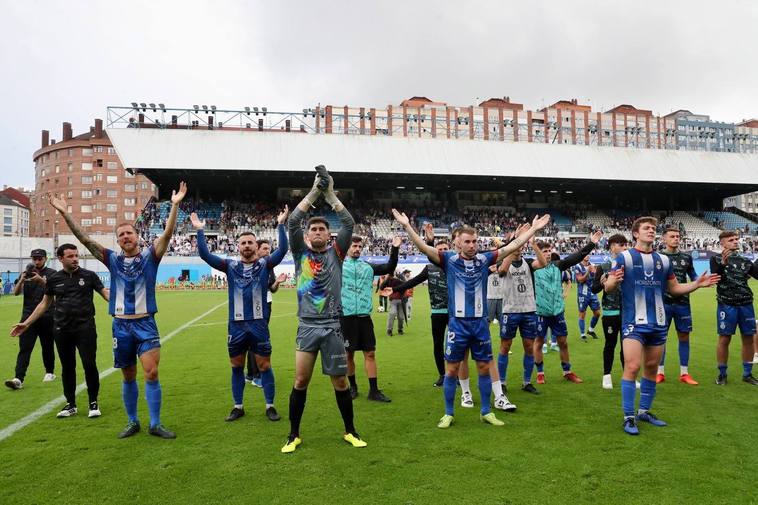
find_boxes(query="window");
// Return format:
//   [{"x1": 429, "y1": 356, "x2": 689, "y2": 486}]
[
  {"x1": 95, "y1": 174, "x2": 103, "y2": 182},
  {"x1": 107, "y1": 175, "x2": 118, "y2": 183},
  {"x1": 125, "y1": 184, "x2": 135, "y2": 192},
  {"x1": 81, "y1": 205, "x2": 92, "y2": 213},
  {"x1": 81, "y1": 176, "x2": 92, "y2": 184},
  {"x1": 55, "y1": 165, "x2": 60, "y2": 173},
  {"x1": 82, "y1": 148, "x2": 93, "y2": 156},
  {"x1": 3, "y1": 225, "x2": 11, "y2": 233},
  {"x1": 106, "y1": 203, "x2": 117, "y2": 212},
  {"x1": 124, "y1": 198, "x2": 136, "y2": 206},
  {"x1": 141, "y1": 182, "x2": 148, "y2": 190},
  {"x1": 124, "y1": 212, "x2": 135, "y2": 220},
  {"x1": 66, "y1": 206, "x2": 72, "y2": 213},
  {"x1": 4, "y1": 208, "x2": 11, "y2": 216},
  {"x1": 41, "y1": 168, "x2": 46, "y2": 177},
  {"x1": 4, "y1": 217, "x2": 12, "y2": 224},
  {"x1": 66, "y1": 191, "x2": 73, "y2": 198},
  {"x1": 94, "y1": 216, "x2": 102, "y2": 225},
  {"x1": 94, "y1": 146, "x2": 104, "y2": 153},
  {"x1": 107, "y1": 147, "x2": 116, "y2": 155},
  {"x1": 81, "y1": 219, "x2": 92, "y2": 226},
  {"x1": 81, "y1": 190, "x2": 92, "y2": 199},
  {"x1": 106, "y1": 190, "x2": 118, "y2": 198},
  {"x1": 94, "y1": 189, "x2": 101, "y2": 196},
  {"x1": 67, "y1": 149, "x2": 73, "y2": 156},
  {"x1": 96, "y1": 159, "x2": 103, "y2": 168},
  {"x1": 67, "y1": 163, "x2": 72, "y2": 171},
  {"x1": 106, "y1": 217, "x2": 116, "y2": 226},
  {"x1": 107, "y1": 161, "x2": 118, "y2": 169},
  {"x1": 81, "y1": 162, "x2": 92, "y2": 171},
  {"x1": 124, "y1": 170, "x2": 134, "y2": 178}
]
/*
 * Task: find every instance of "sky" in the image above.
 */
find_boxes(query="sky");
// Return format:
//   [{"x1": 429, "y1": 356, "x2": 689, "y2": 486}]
[{"x1": 1, "y1": 0, "x2": 756, "y2": 188}]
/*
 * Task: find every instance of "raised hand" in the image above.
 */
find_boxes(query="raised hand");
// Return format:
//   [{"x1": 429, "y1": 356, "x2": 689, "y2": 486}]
[
  {"x1": 532, "y1": 214, "x2": 551, "y2": 231},
  {"x1": 391, "y1": 235, "x2": 402, "y2": 248},
  {"x1": 590, "y1": 230, "x2": 603, "y2": 244},
  {"x1": 697, "y1": 271, "x2": 720, "y2": 288},
  {"x1": 392, "y1": 209, "x2": 410, "y2": 227},
  {"x1": 171, "y1": 181, "x2": 188, "y2": 205},
  {"x1": 514, "y1": 223, "x2": 532, "y2": 237},
  {"x1": 10, "y1": 322, "x2": 28, "y2": 338},
  {"x1": 721, "y1": 248, "x2": 732, "y2": 264},
  {"x1": 277, "y1": 204, "x2": 290, "y2": 225},
  {"x1": 189, "y1": 212, "x2": 205, "y2": 230},
  {"x1": 47, "y1": 192, "x2": 67, "y2": 214},
  {"x1": 423, "y1": 222, "x2": 434, "y2": 242},
  {"x1": 276, "y1": 273, "x2": 287, "y2": 283}
]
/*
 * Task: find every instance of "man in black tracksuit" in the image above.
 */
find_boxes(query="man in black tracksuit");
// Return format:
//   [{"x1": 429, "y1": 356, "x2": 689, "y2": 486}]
[
  {"x1": 5, "y1": 249, "x2": 57, "y2": 390},
  {"x1": 11, "y1": 244, "x2": 110, "y2": 418}
]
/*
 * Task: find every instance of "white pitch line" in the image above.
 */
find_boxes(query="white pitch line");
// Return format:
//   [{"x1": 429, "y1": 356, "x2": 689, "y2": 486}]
[{"x1": 0, "y1": 301, "x2": 227, "y2": 443}]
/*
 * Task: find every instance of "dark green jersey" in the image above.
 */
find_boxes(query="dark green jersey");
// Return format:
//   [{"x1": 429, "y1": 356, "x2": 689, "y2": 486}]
[
  {"x1": 660, "y1": 250, "x2": 698, "y2": 305},
  {"x1": 394, "y1": 264, "x2": 447, "y2": 311},
  {"x1": 593, "y1": 261, "x2": 621, "y2": 314},
  {"x1": 710, "y1": 254, "x2": 758, "y2": 306}
]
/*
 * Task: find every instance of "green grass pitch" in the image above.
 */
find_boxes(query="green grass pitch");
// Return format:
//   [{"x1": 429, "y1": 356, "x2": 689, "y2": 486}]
[{"x1": 0, "y1": 284, "x2": 755, "y2": 505}]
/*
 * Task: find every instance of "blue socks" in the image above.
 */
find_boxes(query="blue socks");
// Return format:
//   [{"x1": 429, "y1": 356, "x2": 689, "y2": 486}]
[
  {"x1": 639, "y1": 377, "x2": 656, "y2": 412},
  {"x1": 589, "y1": 316, "x2": 598, "y2": 330},
  {"x1": 561, "y1": 361, "x2": 571, "y2": 372},
  {"x1": 261, "y1": 368, "x2": 275, "y2": 405},
  {"x1": 679, "y1": 340, "x2": 690, "y2": 367},
  {"x1": 231, "y1": 366, "x2": 245, "y2": 406},
  {"x1": 621, "y1": 379, "x2": 636, "y2": 417},
  {"x1": 443, "y1": 375, "x2": 456, "y2": 415},
  {"x1": 523, "y1": 354, "x2": 534, "y2": 383},
  {"x1": 144, "y1": 380, "x2": 162, "y2": 429},
  {"x1": 122, "y1": 380, "x2": 139, "y2": 423},
  {"x1": 718, "y1": 363, "x2": 727, "y2": 376},
  {"x1": 578, "y1": 319, "x2": 586, "y2": 335},
  {"x1": 536, "y1": 361, "x2": 544, "y2": 373},
  {"x1": 497, "y1": 353, "x2": 509, "y2": 382},
  {"x1": 478, "y1": 374, "x2": 492, "y2": 415},
  {"x1": 743, "y1": 362, "x2": 753, "y2": 378}
]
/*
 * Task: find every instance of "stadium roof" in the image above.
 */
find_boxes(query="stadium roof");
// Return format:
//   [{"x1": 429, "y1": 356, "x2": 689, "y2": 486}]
[{"x1": 107, "y1": 128, "x2": 758, "y2": 207}]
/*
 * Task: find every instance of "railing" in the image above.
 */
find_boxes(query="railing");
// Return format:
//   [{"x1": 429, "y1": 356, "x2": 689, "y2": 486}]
[{"x1": 106, "y1": 105, "x2": 758, "y2": 154}]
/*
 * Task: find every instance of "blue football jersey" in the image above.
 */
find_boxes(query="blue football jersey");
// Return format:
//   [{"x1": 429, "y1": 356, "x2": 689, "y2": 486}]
[
  {"x1": 613, "y1": 249, "x2": 674, "y2": 333},
  {"x1": 104, "y1": 246, "x2": 160, "y2": 316},
  {"x1": 573, "y1": 263, "x2": 594, "y2": 297},
  {"x1": 439, "y1": 250, "x2": 498, "y2": 318}
]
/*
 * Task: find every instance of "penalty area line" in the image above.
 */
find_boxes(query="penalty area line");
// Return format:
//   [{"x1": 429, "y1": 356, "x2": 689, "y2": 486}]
[{"x1": 0, "y1": 301, "x2": 227, "y2": 443}]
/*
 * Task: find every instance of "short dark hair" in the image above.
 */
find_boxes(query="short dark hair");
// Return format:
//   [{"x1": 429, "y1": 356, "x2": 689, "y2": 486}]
[
  {"x1": 631, "y1": 216, "x2": 657, "y2": 236},
  {"x1": 435, "y1": 238, "x2": 449, "y2": 246},
  {"x1": 56, "y1": 243, "x2": 78, "y2": 258},
  {"x1": 307, "y1": 216, "x2": 330, "y2": 230},
  {"x1": 608, "y1": 234, "x2": 628, "y2": 246},
  {"x1": 719, "y1": 230, "x2": 739, "y2": 240},
  {"x1": 351, "y1": 235, "x2": 363, "y2": 244},
  {"x1": 237, "y1": 231, "x2": 256, "y2": 241},
  {"x1": 536, "y1": 240, "x2": 552, "y2": 250},
  {"x1": 663, "y1": 227, "x2": 680, "y2": 236},
  {"x1": 256, "y1": 239, "x2": 269, "y2": 247}
]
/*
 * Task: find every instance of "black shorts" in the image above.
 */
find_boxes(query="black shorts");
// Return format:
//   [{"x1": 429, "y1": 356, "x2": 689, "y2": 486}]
[{"x1": 340, "y1": 315, "x2": 377, "y2": 352}]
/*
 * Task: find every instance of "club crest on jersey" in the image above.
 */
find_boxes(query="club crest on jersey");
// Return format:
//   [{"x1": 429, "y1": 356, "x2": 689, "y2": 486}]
[
  {"x1": 655, "y1": 261, "x2": 662, "y2": 270},
  {"x1": 78, "y1": 278, "x2": 85, "y2": 286}
]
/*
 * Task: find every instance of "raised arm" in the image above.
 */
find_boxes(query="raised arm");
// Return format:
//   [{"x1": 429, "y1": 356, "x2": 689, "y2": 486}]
[
  {"x1": 190, "y1": 212, "x2": 227, "y2": 272},
  {"x1": 498, "y1": 251, "x2": 516, "y2": 276},
  {"x1": 48, "y1": 192, "x2": 105, "y2": 263},
  {"x1": 393, "y1": 209, "x2": 441, "y2": 264},
  {"x1": 267, "y1": 207, "x2": 290, "y2": 267},
  {"x1": 557, "y1": 230, "x2": 601, "y2": 271},
  {"x1": 12, "y1": 272, "x2": 26, "y2": 296},
  {"x1": 154, "y1": 181, "x2": 187, "y2": 259},
  {"x1": 529, "y1": 238, "x2": 548, "y2": 270},
  {"x1": 289, "y1": 176, "x2": 323, "y2": 254},
  {"x1": 322, "y1": 176, "x2": 354, "y2": 257},
  {"x1": 391, "y1": 265, "x2": 429, "y2": 293},
  {"x1": 371, "y1": 236, "x2": 401, "y2": 276},
  {"x1": 10, "y1": 295, "x2": 53, "y2": 337},
  {"x1": 591, "y1": 264, "x2": 605, "y2": 295},
  {"x1": 495, "y1": 214, "x2": 551, "y2": 259}
]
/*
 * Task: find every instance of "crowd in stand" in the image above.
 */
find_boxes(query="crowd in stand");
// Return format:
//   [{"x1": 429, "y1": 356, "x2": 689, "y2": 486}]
[{"x1": 134, "y1": 196, "x2": 758, "y2": 258}]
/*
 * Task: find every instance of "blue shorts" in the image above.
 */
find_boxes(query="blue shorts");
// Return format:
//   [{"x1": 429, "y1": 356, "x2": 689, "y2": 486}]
[
  {"x1": 717, "y1": 303, "x2": 756, "y2": 337},
  {"x1": 228, "y1": 319, "x2": 272, "y2": 358},
  {"x1": 621, "y1": 324, "x2": 667, "y2": 347},
  {"x1": 536, "y1": 313, "x2": 568, "y2": 338},
  {"x1": 112, "y1": 315, "x2": 161, "y2": 368},
  {"x1": 665, "y1": 303, "x2": 693, "y2": 333},
  {"x1": 445, "y1": 317, "x2": 493, "y2": 363},
  {"x1": 577, "y1": 295, "x2": 600, "y2": 312},
  {"x1": 500, "y1": 312, "x2": 537, "y2": 340}
]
